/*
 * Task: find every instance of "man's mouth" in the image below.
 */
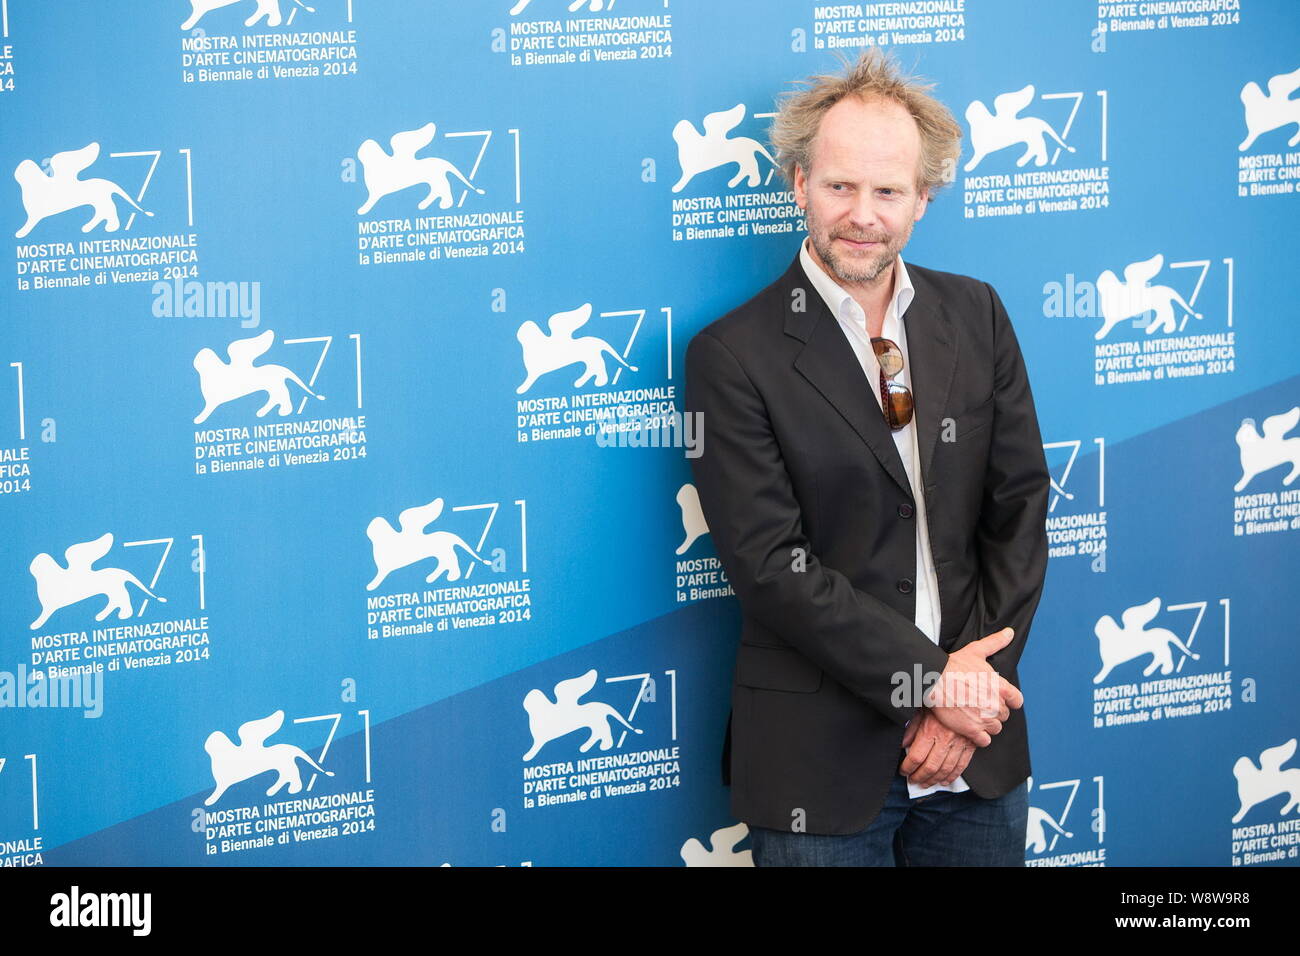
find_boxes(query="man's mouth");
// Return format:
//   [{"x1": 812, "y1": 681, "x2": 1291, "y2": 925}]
[{"x1": 836, "y1": 236, "x2": 884, "y2": 249}]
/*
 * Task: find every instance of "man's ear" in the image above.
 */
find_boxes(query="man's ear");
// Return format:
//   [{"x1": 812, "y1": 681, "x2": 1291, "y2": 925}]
[
  {"x1": 793, "y1": 163, "x2": 808, "y2": 209},
  {"x1": 913, "y1": 187, "x2": 930, "y2": 223}
]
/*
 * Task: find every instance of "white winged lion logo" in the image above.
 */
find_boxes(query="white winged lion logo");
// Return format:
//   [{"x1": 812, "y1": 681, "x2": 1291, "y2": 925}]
[
  {"x1": 1234, "y1": 407, "x2": 1300, "y2": 492},
  {"x1": 193, "y1": 329, "x2": 326, "y2": 424},
  {"x1": 14, "y1": 143, "x2": 154, "y2": 239},
  {"x1": 203, "y1": 710, "x2": 334, "y2": 806},
  {"x1": 522, "y1": 669, "x2": 642, "y2": 761},
  {"x1": 515, "y1": 303, "x2": 638, "y2": 394},
  {"x1": 963, "y1": 85, "x2": 1076, "y2": 172},
  {"x1": 29, "y1": 533, "x2": 167, "y2": 630}
]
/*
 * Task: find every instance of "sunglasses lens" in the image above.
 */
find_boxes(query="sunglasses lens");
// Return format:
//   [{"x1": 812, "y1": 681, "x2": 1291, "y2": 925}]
[
  {"x1": 885, "y1": 382, "x2": 913, "y2": 429},
  {"x1": 872, "y1": 339, "x2": 904, "y2": 377}
]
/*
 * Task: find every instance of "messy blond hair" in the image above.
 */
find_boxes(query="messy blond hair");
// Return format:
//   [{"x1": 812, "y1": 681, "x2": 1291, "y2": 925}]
[{"x1": 769, "y1": 49, "x2": 962, "y2": 196}]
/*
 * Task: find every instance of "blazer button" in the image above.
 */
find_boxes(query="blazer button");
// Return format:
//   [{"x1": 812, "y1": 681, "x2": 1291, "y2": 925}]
[
  {"x1": 898, "y1": 503, "x2": 914, "y2": 519},
  {"x1": 897, "y1": 578, "x2": 913, "y2": 594}
]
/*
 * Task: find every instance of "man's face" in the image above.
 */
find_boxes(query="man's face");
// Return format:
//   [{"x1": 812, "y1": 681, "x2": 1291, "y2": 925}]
[{"x1": 794, "y1": 95, "x2": 929, "y2": 288}]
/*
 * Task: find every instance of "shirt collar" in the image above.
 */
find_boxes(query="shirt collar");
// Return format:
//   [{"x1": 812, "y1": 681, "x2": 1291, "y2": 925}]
[{"x1": 798, "y1": 236, "x2": 914, "y2": 330}]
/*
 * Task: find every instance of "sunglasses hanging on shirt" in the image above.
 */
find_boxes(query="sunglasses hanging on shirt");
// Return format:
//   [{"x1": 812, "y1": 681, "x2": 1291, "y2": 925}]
[{"x1": 871, "y1": 337, "x2": 914, "y2": 430}]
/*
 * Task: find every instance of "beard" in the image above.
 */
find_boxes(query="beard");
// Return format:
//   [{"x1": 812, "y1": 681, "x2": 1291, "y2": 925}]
[{"x1": 805, "y1": 201, "x2": 911, "y2": 285}]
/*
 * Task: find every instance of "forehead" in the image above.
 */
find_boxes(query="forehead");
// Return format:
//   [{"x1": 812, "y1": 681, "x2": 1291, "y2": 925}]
[{"x1": 809, "y1": 95, "x2": 922, "y2": 177}]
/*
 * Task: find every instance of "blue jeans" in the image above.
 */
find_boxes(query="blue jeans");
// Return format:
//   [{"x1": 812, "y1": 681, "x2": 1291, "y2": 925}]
[{"x1": 749, "y1": 772, "x2": 1028, "y2": 866}]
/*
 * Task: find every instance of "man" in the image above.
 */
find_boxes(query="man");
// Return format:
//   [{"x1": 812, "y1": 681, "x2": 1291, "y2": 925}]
[{"x1": 683, "y1": 50, "x2": 1050, "y2": 866}]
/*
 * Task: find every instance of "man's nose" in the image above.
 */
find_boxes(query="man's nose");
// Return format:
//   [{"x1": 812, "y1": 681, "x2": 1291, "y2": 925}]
[{"x1": 846, "y1": 192, "x2": 881, "y2": 231}]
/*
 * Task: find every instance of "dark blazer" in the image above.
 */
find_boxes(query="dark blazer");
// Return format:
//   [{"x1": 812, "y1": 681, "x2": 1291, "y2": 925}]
[{"x1": 684, "y1": 249, "x2": 1050, "y2": 835}]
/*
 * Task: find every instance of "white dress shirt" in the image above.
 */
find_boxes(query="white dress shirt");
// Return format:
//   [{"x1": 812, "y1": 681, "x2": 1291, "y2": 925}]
[{"x1": 798, "y1": 238, "x2": 968, "y2": 799}]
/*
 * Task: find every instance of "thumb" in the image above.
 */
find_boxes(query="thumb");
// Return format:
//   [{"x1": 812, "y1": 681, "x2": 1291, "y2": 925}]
[{"x1": 976, "y1": 627, "x2": 1015, "y2": 657}]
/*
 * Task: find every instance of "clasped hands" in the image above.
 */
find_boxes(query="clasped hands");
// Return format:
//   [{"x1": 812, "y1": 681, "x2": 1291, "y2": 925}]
[{"x1": 899, "y1": 627, "x2": 1024, "y2": 788}]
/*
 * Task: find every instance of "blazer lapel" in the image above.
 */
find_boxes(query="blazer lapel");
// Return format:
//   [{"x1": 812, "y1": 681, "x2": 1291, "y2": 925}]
[
  {"x1": 903, "y1": 266, "x2": 960, "y2": 482},
  {"x1": 784, "y1": 254, "x2": 913, "y2": 500}
]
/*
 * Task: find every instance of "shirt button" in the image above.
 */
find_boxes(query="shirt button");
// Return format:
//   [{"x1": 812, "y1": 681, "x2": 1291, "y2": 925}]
[
  {"x1": 898, "y1": 503, "x2": 914, "y2": 519},
  {"x1": 897, "y1": 578, "x2": 913, "y2": 594}
]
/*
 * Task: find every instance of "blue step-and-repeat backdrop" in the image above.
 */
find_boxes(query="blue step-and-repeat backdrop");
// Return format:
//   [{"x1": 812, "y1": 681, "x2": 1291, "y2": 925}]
[{"x1": 1, "y1": 0, "x2": 1297, "y2": 867}]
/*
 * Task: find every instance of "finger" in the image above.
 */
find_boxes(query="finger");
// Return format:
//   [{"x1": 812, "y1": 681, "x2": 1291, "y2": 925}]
[
  {"x1": 999, "y1": 678, "x2": 1024, "y2": 710},
  {"x1": 914, "y1": 733, "x2": 952, "y2": 786},
  {"x1": 910, "y1": 739, "x2": 950, "y2": 788},
  {"x1": 934, "y1": 737, "x2": 963, "y2": 783},
  {"x1": 901, "y1": 717, "x2": 919, "y2": 749},
  {"x1": 977, "y1": 627, "x2": 1015, "y2": 656},
  {"x1": 978, "y1": 683, "x2": 1004, "y2": 720},
  {"x1": 940, "y1": 741, "x2": 974, "y2": 785},
  {"x1": 945, "y1": 742, "x2": 976, "y2": 784},
  {"x1": 981, "y1": 717, "x2": 1003, "y2": 737},
  {"x1": 900, "y1": 733, "x2": 936, "y2": 776}
]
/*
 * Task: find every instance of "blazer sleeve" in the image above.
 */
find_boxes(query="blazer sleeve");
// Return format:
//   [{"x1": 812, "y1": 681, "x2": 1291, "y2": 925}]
[
  {"x1": 974, "y1": 282, "x2": 1051, "y2": 676},
  {"x1": 684, "y1": 329, "x2": 950, "y2": 727}
]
